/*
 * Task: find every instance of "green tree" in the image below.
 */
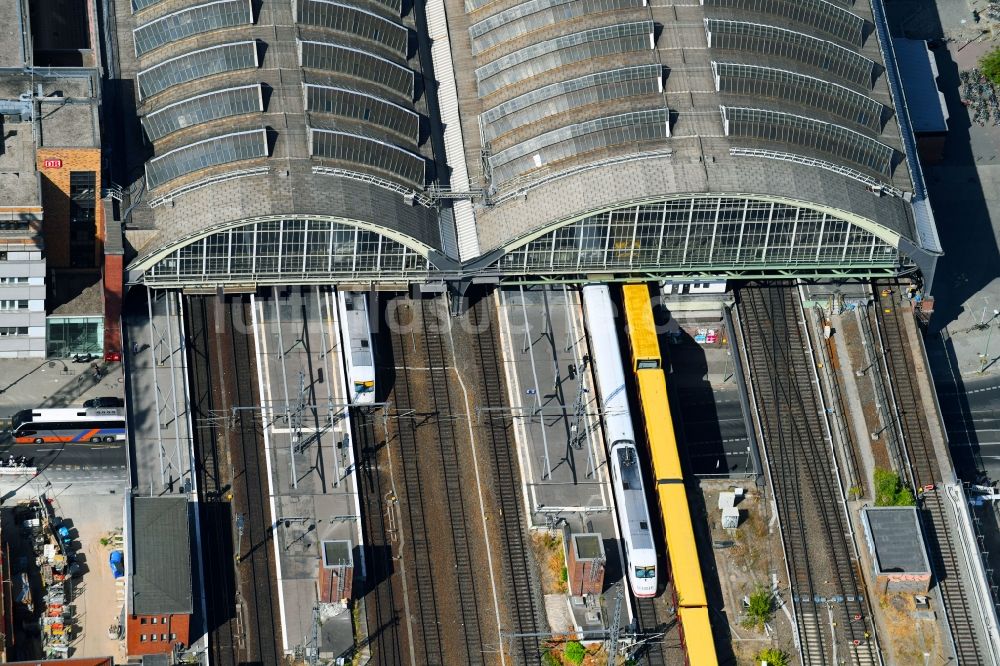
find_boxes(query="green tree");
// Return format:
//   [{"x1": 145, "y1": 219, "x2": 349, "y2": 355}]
[
  {"x1": 541, "y1": 650, "x2": 561, "y2": 666},
  {"x1": 755, "y1": 647, "x2": 791, "y2": 666},
  {"x1": 743, "y1": 586, "x2": 773, "y2": 631},
  {"x1": 873, "y1": 468, "x2": 916, "y2": 506},
  {"x1": 563, "y1": 641, "x2": 586, "y2": 665},
  {"x1": 981, "y1": 48, "x2": 1000, "y2": 86}
]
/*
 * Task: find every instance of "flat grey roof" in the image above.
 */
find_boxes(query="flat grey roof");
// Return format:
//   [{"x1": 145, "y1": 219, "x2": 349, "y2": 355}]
[
  {"x1": 893, "y1": 38, "x2": 948, "y2": 134},
  {"x1": 38, "y1": 99, "x2": 101, "y2": 148},
  {"x1": 0, "y1": 172, "x2": 41, "y2": 209},
  {"x1": 0, "y1": 72, "x2": 96, "y2": 100},
  {"x1": 0, "y1": 121, "x2": 41, "y2": 210},
  {"x1": 130, "y1": 496, "x2": 194, "y2": 615},
  {"x1": 0, "y1": 1, "x2": 26, "y2": 68},
  {"x1": 864, "y1": 506, "x2": 930, "y2": 574}
]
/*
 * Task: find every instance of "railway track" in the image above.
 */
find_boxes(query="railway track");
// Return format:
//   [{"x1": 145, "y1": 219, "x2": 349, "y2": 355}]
[
  {"x1": 634, "y1": 598, "x2": 668, "y2": 666},
  {"x1": 469, "y1": 293, "x2": 545, "y2": 665},
  {"x1": 872, "y1": 285, "x2": 984, "y2": 664},
  {"x1": 386, "y1": 299, "x2": 446, "y2": 665},
  {"x1": 225, "y1": 295, "x2": 282, "y2": 665},
  {"x1": 740, "y1": 285, "x2": 877, "y2": 666},
  {"x1": 355, "y1": 411, "x2": 404, "y2": 666},
  {"x1": 185, "y1": 296, "x2": 239, "y2": 666},
  {"x1": 418, "y1": 297, "x2": 487, "y2": 664}
]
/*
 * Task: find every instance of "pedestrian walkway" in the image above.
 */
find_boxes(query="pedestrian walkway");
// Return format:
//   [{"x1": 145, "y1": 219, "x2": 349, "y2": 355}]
[{"x1": 124, "y1": 289, "x2": 195, "y2": 497}]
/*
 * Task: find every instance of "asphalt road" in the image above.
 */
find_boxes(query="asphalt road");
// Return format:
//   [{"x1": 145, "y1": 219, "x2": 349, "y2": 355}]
[
  {"x1": 937, "y1": 375, "x2": 1000, "y2": 483},
  {"x1": 0, "y1": 434, "x2": 127, "y2": 470}
]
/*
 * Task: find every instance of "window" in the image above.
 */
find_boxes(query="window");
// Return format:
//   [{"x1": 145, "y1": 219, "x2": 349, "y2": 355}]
[
  {"x1": 171, "y1": 633, "x2": 177, "y2": 640},
  {"x1": 161, "y1": 634, "x2": 167, "y2": 641},
  {"x1": 151, "y1": 634, "x2": 158, "y2": 641},
  {"x1": 141, "y1": 634, "x2": 147, "y2": 642},
  {"x1": 0, "y1": 277, "x2": 29, "y2": 283},
  {"x1": 151, "y1": 617, "x2": 158, "y2": 624},
  {"x1": 69, "y1": 172, "x2": 97, "y2": 268},
  {"x1": 0, "y1": 300, "x2": 28, "y2": 310},
  {"x1": 141, "y1": 618, "x2": 147, "y2": 625},
  {"x1": 0, "y1": 327, "x2": 28, "y2": 336}
]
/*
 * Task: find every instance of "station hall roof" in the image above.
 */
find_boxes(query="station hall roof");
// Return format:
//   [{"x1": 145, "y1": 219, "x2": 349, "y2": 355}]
[
  {"x1": 116, "y1": 0, "x2": 941, "y2": 278},
  {"x1": 118, "y1": 0, "x2": 441, "y2": 254},
  {"x1": 444, "y1": 0, "x2": 932, "y2": 254}
]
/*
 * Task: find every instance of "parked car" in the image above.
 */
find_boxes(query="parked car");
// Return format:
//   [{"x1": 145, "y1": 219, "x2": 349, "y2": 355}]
[
  {"x1": 83, "y1": 397, "x2": 124, "y2": 409},
  {"x1": 109, "y1": 550, "x2": 124, "y2": 579}
]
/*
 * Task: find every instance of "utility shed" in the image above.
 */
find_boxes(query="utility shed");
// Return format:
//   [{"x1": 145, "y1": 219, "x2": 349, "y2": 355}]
[
  {"x1": 126, "y1": 495, "x2": 193, "y2": 657},
  {"x1": 566, "y1": 533, "x2": 605, "y2": 597},
  {"x1": 861, "y1": 506, "x2": 931, "y2": 594},
  {"x1": 318, "y1": 539, "x2": 354, "y2": 603},
  {"x1": 893, "y1": 39, "x2": 949, "y2": 164}
]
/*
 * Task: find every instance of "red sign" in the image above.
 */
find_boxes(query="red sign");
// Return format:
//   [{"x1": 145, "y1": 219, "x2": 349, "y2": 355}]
[{"x1": 43, "y1": 159, "x2": 63, "y2": 168}]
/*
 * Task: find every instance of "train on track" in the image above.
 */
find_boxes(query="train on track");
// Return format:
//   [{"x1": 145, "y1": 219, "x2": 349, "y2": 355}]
[
  {"x1": 337, "y1": 290, "x2": 376, "y2": 404},
  {"x1": 581, "y1": 285, "x2": 658, "y2": 598},
  {"x1": 621, "y1": 283, "x2": 718, "y2": 665}
]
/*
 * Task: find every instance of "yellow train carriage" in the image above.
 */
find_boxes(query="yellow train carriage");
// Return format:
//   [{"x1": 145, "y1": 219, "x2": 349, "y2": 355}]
[
  {"x1": 678, "y1": 606, "x2": 718, "y2": 666},
  {"x1": 622, "y1": 283, "x2": 662, "y2": 369},
  {"x1": 658, "y1": 482, "x2": 708, "y2": 609},
  {"x1": 636, "y1": 371, "x2": 683, "y2": 482}
]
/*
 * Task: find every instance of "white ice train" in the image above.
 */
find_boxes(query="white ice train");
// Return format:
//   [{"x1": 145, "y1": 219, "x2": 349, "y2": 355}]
[
  {"x1": 581, "y1": 285, "x2": 658, "y2": 598},
  {"x1": 337, "y1": 290, "x2": 376, "y2": 405}
]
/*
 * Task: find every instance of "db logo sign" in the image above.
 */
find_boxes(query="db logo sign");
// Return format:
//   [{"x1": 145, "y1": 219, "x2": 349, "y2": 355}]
[{"x1": 43, "y1": 159, "x2": 63, "y2": 168}]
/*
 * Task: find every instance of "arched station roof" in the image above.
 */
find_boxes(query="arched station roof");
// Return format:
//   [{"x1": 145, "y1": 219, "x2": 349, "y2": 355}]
[
  {"x1": 445, "y1": 0, "x2": 941, "y2": 269},
  {"x1": 116, "y1": 0, "x2": 942, "y2": 286},
  {"x1": 120, "y1": 0, "x2": 442, "y2": 262}
]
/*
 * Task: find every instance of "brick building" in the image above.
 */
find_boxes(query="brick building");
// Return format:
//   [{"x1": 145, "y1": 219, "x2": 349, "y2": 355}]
[{"x1": 125, "y1": 495, "x2": 193, "y2": 658}]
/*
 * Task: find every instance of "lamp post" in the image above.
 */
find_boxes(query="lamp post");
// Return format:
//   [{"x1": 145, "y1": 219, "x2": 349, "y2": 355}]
[{"x1": 979, "y1": 310, "x2": 1000, "y2": 374}]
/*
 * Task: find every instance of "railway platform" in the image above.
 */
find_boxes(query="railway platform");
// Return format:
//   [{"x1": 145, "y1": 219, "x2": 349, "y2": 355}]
[
  {"x1": 124, "y1": 289, "x2": 195, "y2": 496},
  {"x1": 251, "y1": 287, "x2": 364, "y2": 660},
  {"x1": 493, "y1": 285, "x2": 615, "y2": 530},
  {"x1": 122, "y1": 288, "x2": 205, "y2": 658},
  {"x1": 493, "y1": 285, "x2": 683, "y2": 660},
  {"x1": 661, "y1": 302, "x2": 756, "y2": 479}
]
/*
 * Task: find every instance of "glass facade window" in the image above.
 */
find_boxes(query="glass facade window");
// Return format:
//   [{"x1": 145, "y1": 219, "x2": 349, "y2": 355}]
[
  {"x1": 139, "y1": 200, "x2": 906, "y2": 285},
  {"x1": 47, "y1": 316, "x2": 104, "y2": 357},
  {"x1": 496, "y1": 196, "x2": 899, "y2": 273},
  {"x1": 70, "y1": 171, "x2": 97, "y2": 268},
  {"x1": 144, "y1": 218, "x2": 431, "y2": 285},
  {"x1": 474, "y1": 22, "x2": 655, "y2": 96}
]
